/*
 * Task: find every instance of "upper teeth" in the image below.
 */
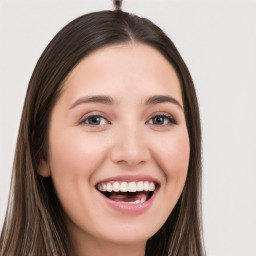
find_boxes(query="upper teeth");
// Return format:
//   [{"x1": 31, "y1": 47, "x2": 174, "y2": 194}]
[{"x1": 97, "y1": 181, "x2": 156, "y2": 193}]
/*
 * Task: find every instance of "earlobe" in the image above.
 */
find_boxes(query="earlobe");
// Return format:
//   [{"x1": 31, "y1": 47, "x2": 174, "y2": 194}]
[{"x1": 37, "y1": 159, "x2": 51, "y2": 177}]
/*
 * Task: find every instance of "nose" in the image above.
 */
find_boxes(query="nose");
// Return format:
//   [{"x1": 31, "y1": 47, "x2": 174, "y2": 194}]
[{"x1": 109, "y1": 125, "x2": 151, "y2": 166}]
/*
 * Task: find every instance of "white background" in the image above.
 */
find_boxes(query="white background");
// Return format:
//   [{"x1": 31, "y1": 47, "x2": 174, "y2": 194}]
[{"x1": 0, "y1": 1, "x2": 256, "y2": 255}]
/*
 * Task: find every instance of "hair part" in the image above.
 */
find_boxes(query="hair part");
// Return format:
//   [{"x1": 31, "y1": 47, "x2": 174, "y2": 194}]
[{"x1": 0, "y1": 10, "x2": 204, "y2": 256}]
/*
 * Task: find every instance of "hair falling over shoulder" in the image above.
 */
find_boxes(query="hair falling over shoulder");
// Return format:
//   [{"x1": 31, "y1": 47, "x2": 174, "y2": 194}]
[{"x1": 0, "y1": 10, "x2": 205, "y2": 256}]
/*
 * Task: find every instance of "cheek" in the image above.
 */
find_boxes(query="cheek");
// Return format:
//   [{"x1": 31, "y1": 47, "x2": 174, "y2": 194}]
[
  {"x1": 48, "y1": 130, "x2": 108, "y2": 178},
  {"x1": 47, "y1": 130, "x2": 110, "y2": 222},
  {"x1": 151, "y1": 129, "x2": 190, "y2": 189},
  {"x1": 47, "y1": 131, "x2": 109, "y2": 210},
  {"x1": 146, "y1": 128, "x2": 190, "y2": 227}
]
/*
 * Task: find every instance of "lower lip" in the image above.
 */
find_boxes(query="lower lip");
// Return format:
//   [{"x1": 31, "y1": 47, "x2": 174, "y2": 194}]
[{"x1": 97, "y1": 190, "x2": 158, "y2": 215}]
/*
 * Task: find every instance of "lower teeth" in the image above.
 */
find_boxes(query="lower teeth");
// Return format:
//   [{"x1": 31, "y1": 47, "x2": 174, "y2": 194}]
[
  {"x1": 125, "y1": 198, "x2": 147, "y2": 204},
  {"x1": 126, "y1": 200, "x2": 141, "y2": 204}
]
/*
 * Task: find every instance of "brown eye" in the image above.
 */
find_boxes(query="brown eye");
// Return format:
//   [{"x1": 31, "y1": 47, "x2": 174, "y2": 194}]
[
  {"x1": 81, "y1": 115, "x2": 109, "y2": 126},
  {"x1": 148, "y1": 114, "x2": 177, "y2": 126}
]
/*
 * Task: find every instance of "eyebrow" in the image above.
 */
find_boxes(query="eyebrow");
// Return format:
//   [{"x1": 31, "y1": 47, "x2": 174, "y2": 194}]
[
  {"x1": 69, "y1": 94, "x2": 183, "y2": 110},
  {"x1": 69, "y1": 95, "x2": 114, "y2": 109},
  {"x1": 145, "y1": 95, "x2": 183, "y2": 109}
]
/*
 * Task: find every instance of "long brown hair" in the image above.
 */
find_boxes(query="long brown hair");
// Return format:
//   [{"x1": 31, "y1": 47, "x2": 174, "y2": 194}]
[{"x1": 0, "y1": 10, "x2": 204, "y2": 256}]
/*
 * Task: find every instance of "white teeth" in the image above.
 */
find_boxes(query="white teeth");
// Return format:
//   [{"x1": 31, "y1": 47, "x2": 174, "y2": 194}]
[
  {"x1": 140, "y1": 194, "x2": 147, "y2": 203},
  {"x1": 126, "y1": 196, "x2": 147, "y2": 204},
  {"x1": 141, "y1": 198, "x2": 146, "y2": 203},
  {"x1": 107, "y1": 183, "x2": 112, "y2": 192},
  {"x1": 149, "y1": 182, "x2": 155, "y2": 191},
  {"x1": 97, "y1": 183, "x2": 107, "y2": 192},
  {"x1": 128, "y1": 182, "x2": 137, "y2": 192},
  {"x1": 127, "y1": 200, "x2": 140, "y2": 204},
  {"x1": 143, "y1": 181, "x2": 149, "y2": 191},
  {"x1": 137, "y1": 181, "x2": 144, "y2": 191},
  {"x1": 120, "y1": 182, "x2": 128, "y2": 192},
  {"x1": 113, "y1": 182, "x2": 120, "y2": 192},
  {"x1": 97, "y1": 181, "x2": 157, "y2": 193},
  {"x1": 102, "y1": 183, "x2": 107, "y2": 191}
]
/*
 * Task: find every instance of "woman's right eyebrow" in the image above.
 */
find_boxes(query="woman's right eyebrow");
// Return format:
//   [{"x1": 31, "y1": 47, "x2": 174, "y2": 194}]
[
  {"x1": 69, "y1": 94, "x2": 183, "y2": 110},
  {"x1": 69, "y1": 95, "x2": 114, "y2": 109}
]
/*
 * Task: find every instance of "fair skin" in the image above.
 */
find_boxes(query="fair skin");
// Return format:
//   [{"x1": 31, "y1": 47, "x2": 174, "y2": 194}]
[{"x1": 39, "y1": 43, "x2": 190, "y2": 256}]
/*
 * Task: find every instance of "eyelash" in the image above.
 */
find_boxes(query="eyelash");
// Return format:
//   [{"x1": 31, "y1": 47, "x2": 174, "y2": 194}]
[
  {"x1": 79, "y1": 112, "x2": 177, "y2": 126},
  {"x1": 79, "y1": 113, "x2": 110, "y2": 126},
  {"x1": 147, "y1": 113, "x2": 177, "y2": 126}
]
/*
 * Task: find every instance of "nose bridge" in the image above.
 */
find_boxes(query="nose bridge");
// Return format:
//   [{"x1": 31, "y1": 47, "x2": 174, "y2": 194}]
[{"x1": 110, "y1": 122, "x2": 150, "y2": 166}]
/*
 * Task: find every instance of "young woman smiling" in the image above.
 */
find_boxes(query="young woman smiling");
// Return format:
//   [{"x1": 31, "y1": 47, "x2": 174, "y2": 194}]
[{"x1": 0, "y1": 7, "x2": 205, "y2": 256}]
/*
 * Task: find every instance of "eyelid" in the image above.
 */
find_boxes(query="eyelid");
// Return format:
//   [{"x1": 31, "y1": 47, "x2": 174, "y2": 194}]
[
  {"x1": 79, "y1": 111, "x2": 111, "y2": 125},
  {"x1": 146, "y1": 111, "x2": 177, "y2": 125}
]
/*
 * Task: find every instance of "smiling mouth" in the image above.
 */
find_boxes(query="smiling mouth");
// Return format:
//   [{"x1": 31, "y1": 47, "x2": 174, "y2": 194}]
[{"x1": 96, "y1": 181, "x2": 158, "y2": 204}]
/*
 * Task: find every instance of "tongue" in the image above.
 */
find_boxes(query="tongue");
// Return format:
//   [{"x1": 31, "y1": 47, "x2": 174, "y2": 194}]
[{"x1": 109, "y1": 191, "x2": 148, "y2": 203}]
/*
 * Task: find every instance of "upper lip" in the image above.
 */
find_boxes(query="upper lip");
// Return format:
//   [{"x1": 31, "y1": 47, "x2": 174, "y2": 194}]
[{"x1": 95, "y1": 174, "x2": 160, "y2": 185}]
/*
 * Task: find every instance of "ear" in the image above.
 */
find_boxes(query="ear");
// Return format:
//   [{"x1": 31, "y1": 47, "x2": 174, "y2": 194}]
[{"x1": 38, "y1": 159, "x2": 51, "y2": 177}]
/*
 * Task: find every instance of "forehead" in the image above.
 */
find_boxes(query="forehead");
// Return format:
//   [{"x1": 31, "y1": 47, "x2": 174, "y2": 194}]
[{"x1": 61, "y1": 43, "x2": 182, "y2": 104}]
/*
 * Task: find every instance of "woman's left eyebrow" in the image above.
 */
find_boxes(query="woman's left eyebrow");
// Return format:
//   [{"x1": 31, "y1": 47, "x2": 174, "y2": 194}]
[
  {"x1": 145, "y1": 95, "x2": 183, "y2": 110},
  {"x1": 69, "y1": 94, "x2": 183, "y2": 110}
]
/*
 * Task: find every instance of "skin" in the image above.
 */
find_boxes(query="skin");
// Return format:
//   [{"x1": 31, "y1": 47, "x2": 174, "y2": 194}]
[{"x1": 39, "y1": 43, "x2": 190, "y2": 256}]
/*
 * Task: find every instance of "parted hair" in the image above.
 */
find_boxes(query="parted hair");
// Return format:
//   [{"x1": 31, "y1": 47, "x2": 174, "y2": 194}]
[{"x1": 0, "y1": 10, "x2": 204, "y2": 256}]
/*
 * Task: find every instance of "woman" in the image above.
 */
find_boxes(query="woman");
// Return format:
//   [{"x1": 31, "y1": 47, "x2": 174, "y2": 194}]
[{"x1": 0, "y1": 6, "x2": 204, "y2": 256}]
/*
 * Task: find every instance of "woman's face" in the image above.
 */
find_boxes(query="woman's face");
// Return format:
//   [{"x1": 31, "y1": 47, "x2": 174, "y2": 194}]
[{"x1": 39, "y1": 43, "x2": 190, "y2": 248}]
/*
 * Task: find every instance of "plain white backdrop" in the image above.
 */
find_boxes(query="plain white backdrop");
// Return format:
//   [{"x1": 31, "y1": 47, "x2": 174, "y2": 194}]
[{"x1": 0, "y1": 0, "x2": 256, "y2": 255}]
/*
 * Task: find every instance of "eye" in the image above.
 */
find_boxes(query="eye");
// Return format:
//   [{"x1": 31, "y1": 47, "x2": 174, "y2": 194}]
[
  {"x1": 147, "y1": 114, "x2": 177, "y2": 126},
  {"x1": 80, "y1": 115, "x2": 109, "y2": 126}
]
